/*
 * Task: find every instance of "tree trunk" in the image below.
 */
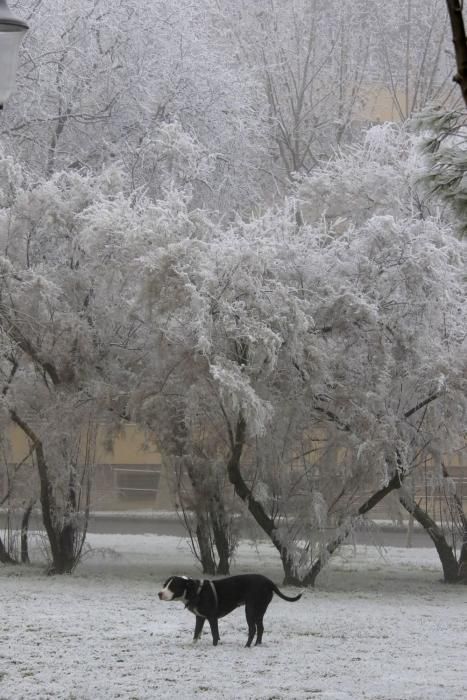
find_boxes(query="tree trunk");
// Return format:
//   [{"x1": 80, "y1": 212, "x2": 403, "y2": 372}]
[
  {"x1": 184, "y1": 461, "x2": 219, "y2": 575},
  {"x1": 21, "y1": 501, "x2": 35, "y2": 564},
  {"x1": 0, "y1": 535, "x2": 17, "y2": 564},
  {"x1": 38, "y1": 450, "x2": 78, "y2": 574},
  {"x1": 225, "y1": 412, "x2": 407, "y2": 586},
  {"x1": 445, "y1": 1, "x2": 467, "y2": 108},
  {"x1": 457, "y1": 494, "x2": 467, "y2": 581},
  {"x1": 10, "y1": 410, "x2": 80, "y2": 574},
  {"x1": 399, "y1": 492, "x2": 461, "y2": 583},
  {"x1": 225, "y1": 413, "x2": 305, "y2": 584},
  {"x1": 406, "y1": 512, "x2": 414, "y2": 548},
  {"x1": 50, "y1": 473, "x2": 80, "y2": 574},
  {"x1": 170, "y1": 412, "x2": 234, "y2": 575},
  {"x1": 458, "y1": 536, "x2": 467, "y2": 581},
  {"x1": 443, "y1": 465, "x2": 467, "y2": 583},
  {"x1": 195, "y1": 513, "x2": 217, "y2": 576},
  {"x1": 226, "y1": 415, "x2": 274, "y2": 538},
  {"x1": 303, "y1": 471, "x2": 405, "y2": 587},
  {"x1": 279, "y1": 547, "x2": 304, "y2": 586},
  {"x1": 209, "y1": 495, "x2": 231, "y2": 575}
]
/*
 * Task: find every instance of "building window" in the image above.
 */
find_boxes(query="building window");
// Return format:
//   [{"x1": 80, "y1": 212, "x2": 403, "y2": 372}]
[{"x1": 113, "y1": 465, "x2": 160, "y2": 502}]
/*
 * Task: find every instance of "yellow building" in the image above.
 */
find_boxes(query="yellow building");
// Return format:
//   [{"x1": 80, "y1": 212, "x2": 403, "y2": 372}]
[
  {"x1": 1, "y1": 420, "x2": 466, "y2": 520},
  {"x1": 1, "y1": 423, "x2": 173, "y2": 511}
]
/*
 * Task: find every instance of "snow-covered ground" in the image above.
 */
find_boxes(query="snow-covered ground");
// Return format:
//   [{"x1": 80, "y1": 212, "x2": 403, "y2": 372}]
[{"x1": 1, "y1": 533, "x2": 466, "y2": 700}]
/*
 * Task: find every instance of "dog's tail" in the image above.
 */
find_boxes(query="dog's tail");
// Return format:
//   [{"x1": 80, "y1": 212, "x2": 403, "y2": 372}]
[{"x1": 272, "y1": 583, "x2": 303, "y2": 602}]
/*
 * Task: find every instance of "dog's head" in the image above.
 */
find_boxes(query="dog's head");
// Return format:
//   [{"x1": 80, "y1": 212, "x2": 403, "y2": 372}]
[{"x1": 158, "y1": 575, "x2": 197, "y2": 602}]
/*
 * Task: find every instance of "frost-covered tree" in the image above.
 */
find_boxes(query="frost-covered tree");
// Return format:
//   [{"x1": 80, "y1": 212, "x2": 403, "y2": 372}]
[
  {"x1": 127, "y1": 177, "x2": 465, "y2": 584},
  {"x1": 78, "y1": 117, "x2": 463, "y2": 585},
  {"x1": 1, "y1": 1, "x2": 464, "y2": 587},
  {"x1": 301, "y1": 216, "x2": 465, "y2": 583},
  {"x1": 0, "y1": 150, "x2": 145, "y2": 573},
  {"x1": 295, "y1": 122, "x2": 427, "y2": 227},
  {"x1": 3, "y1": 0, "x2": 268, "y2": 216},
  {"x1": 130, "y1": 203, "x2": 316, "y2": 580},
  {"x1": 2, "y1": 125, "x2": 462, "y2": 584},
  {"x1": 4, "y1": 0, "x2": 456, "y2": 207},
  {"x1": 293, "y1": 125, "x2": 467, "y2": 583},
  {"x1": 414, "y1": 108, "x2": 467, "y2": 237},
  {"x1": 213, "y1": 0, "x2": 371, "y2": 184},
  {"x1": 2, "y1": 0, "x2": 135, "y2": 176},
  {"x1": 60, "y1": 177, "x2": 242, "y2": 575},
  {"x1": 371, "y1": 0, "x2": 455, "y2": 119}
]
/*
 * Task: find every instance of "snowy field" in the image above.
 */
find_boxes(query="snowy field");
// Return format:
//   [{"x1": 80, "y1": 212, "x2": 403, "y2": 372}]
[{"x1": 1, "y1": 533, "x2": 466, "y2": 700}]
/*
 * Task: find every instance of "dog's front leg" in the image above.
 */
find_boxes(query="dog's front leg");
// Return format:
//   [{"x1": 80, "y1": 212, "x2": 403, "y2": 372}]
[
  {"x1": 208, "y1": 617, "x2": 220, "y2": 646},
  {"x1": 193, "y1": 616, "x2": 205, "y2": 642}
]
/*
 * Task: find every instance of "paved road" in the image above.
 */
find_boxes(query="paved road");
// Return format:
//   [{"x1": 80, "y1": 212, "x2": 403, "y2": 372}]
[
  {"x1": 88, "y1": 515, "x2": 188, "y2": 537},
  {"x1": 1, "y1": 512, "x2": 433, "y2": 547},
  {"x1": 84, "y1": 516, "x2": 433, "y2": 548}
]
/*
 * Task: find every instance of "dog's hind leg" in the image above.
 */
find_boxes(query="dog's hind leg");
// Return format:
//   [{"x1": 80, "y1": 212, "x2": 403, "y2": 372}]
[
  {"x1": 255, "y1": 618, "x2": 264, "y2": 645},
  {"x1": 208, "y1": 617, "x2": 220, "y2": 646},
  {"x1": 193, "y1": 616, "x2": 205, "y2": 642},
  {"x1": 247, "y1": 591, "x2": 272, "y2": 646},
  {"x1": 245, "y1": 604, "x2": 257, "y2": 647},
  {"x1": 254, "y1": 594, "x2": 272, "y2": 645}
]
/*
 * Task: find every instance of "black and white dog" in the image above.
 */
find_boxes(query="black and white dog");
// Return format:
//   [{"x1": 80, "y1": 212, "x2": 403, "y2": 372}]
[{"x1": 159, "y1": 574, "x2": 302, "y2": 647}]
